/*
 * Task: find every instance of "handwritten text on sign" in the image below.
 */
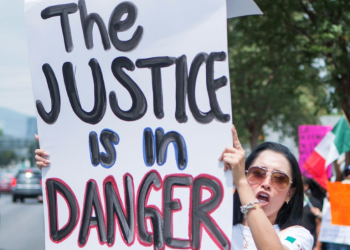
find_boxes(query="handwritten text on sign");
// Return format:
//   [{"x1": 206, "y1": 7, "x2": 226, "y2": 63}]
[
  {"x1": 298, "y1": 125, "x2": 332, "y2": 176},
  {"x1": 25, "y1": 0, "x2": 234, "y2": 249}
]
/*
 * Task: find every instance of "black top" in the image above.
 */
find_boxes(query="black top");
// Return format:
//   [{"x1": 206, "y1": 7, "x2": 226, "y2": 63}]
[{"x1": 302, "y1": 195, "x2": 322, "y2": 238}]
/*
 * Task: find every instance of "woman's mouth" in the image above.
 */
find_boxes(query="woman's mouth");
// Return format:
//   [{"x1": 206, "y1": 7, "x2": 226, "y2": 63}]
[{"x1": 256, "y1": 192, "x2": 269, "y2": 205}]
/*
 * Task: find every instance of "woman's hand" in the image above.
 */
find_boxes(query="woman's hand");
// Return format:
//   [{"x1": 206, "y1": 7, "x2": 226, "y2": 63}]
[
  {"x1": 310, "y1": 207, "x2": 322, "y2": 218},
  {"x1": 218, "y1": 125, "x2": 246, "y2": 187},
  {"x1": 34, "y1": 134, "x2": 50, "y2": 170}
]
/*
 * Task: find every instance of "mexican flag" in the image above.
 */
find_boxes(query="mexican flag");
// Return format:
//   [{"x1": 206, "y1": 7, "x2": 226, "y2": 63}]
[{"x1": 303, "y1": 116, "x2": 350, "y2": 189}]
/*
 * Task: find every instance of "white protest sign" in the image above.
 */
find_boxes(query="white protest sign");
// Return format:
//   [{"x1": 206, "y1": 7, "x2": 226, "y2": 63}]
[
  {"x1": 319, "y1": 199, "x2": 350, "y2": 245},
  {"x1": 25, "y1": 0, "x2": 258, "y2": 249}
]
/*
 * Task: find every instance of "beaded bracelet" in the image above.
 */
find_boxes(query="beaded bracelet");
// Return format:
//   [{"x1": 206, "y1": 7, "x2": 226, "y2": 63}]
[{"x1": 240, "y1": 200, "x2": 262, "y2": 218}]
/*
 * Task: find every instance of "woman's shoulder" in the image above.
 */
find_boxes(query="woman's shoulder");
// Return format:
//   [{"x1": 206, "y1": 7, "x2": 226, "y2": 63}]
[{"x1": 278, "y1": 226, "x2": 314, "y2": 250}]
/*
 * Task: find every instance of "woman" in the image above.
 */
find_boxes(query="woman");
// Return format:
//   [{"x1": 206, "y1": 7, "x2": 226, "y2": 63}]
[
  {"x1": 36, "y1": 126, "x2": 313, "y2": 249},
  {"x1": 219, "y1": 126, "x2": 313, "y2": 250}
]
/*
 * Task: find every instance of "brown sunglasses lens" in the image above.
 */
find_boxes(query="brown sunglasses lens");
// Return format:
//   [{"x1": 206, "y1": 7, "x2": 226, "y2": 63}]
[
  {"x1": 247, "y1": 167, "x2": 290, "y2": 190},
  {"x1": 271, "y1": 172, "x2": 290, "y2": 190},
  {"x1": 247, "y1": 167, "x2": 266, "y2": 183}
]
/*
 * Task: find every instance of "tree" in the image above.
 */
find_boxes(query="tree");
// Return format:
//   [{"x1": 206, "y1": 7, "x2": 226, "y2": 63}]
[
  {"x1": 265, "y1": 1, "x2": 350, "y2": 121},
  {"x1": 228, "y1": 7, "x2": 328, "y2": 149},
  {"x1": 0, "y1": 150, "x2": 17, "y2": 167},
  {"x1": 258, "y1": 0, "x2": 350, "y2": 163}
]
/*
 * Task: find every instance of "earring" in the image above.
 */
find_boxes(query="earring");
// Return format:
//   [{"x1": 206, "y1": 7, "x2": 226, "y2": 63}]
[{"x1": 286, "y1": 199, "x2": 289, "y2": 205}]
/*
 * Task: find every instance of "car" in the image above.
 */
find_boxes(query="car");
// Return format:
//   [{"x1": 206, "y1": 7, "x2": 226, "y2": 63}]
[
  {"x1": 0, "y1": 172, "x2": 15, "y2": 192},
  {"x1": 12, "y1": 169, "x2": 42, "y2": 203}
]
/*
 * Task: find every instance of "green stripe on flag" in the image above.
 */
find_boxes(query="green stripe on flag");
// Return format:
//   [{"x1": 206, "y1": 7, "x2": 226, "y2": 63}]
[
  {"x1": 333, "y1": 116, "x2": 350, "y2": 154},
  {"x1": 285, "y1": 236, "x2": 296, "y2": 243}
]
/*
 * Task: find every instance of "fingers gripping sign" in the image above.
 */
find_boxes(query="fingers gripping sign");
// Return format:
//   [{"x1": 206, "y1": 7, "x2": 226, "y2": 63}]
[
  {"x1": 34, "y1": 134, "x2": 50, "y2": 170},
  {"x1": 219, "y1": 125, "x2": 246, "y2": 185}
]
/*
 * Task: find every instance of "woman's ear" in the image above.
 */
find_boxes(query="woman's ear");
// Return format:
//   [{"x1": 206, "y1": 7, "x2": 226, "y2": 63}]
[{"x1": 286, "y1": 187, "x2": 296, "y2": 202}]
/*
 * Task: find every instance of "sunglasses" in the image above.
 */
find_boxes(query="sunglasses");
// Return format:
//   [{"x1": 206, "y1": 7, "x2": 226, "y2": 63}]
[{"x1": 245, "y1": 166, "x2": 293, "y2": 191}]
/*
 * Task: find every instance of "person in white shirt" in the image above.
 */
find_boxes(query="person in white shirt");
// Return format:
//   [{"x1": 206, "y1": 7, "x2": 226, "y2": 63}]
[{"x1": 219, "y1": 126, "x2": 313, "y2": 250}]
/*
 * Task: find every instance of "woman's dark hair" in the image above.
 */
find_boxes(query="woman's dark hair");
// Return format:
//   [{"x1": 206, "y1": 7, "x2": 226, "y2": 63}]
[{"x1": 233, "y1": 142, "x2": 303, "y2": 230}]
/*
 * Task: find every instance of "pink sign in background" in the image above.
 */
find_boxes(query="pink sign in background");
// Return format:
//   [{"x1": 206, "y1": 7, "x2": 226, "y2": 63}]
[{"x1": 299, "y1": 125, "x2": 333, "y2": 178}]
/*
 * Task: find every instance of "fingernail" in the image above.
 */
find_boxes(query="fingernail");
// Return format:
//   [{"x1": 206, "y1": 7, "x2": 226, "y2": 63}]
[
  {"x1": 44, "y1": 152, "x2": 49, "y2": 156},
  {"x1": 45, "y1": 160, "x2": 50, "y2": 164}
]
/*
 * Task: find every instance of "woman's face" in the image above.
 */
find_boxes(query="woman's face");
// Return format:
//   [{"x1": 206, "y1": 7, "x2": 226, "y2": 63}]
[{"x1": 248, "y1": 150, "x2": 294, "y2": 224}]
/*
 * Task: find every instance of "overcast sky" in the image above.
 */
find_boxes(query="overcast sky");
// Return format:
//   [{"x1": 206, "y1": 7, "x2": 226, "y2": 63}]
[{"x1": 0, "y1": 0, "x2": 35, "y2": 116}]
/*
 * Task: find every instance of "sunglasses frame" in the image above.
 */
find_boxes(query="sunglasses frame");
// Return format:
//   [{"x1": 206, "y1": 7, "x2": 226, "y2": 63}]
[{"x1": 245, "y1": 166, "x2": 293, "y2": 191}]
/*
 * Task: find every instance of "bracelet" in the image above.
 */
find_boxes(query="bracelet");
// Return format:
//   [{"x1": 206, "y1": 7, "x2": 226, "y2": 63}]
[{"x1": 240, "y1": 200, "x2": 262, "y2": 218}]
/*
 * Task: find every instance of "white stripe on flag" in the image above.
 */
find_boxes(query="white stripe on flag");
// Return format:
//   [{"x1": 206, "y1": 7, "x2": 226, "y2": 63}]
[
  {"x1": 326, "y1": 142, "x2": 340, "y2": 167},
  {"x1": 315, "y1": 132, "x2": 334, "y2": 158}
]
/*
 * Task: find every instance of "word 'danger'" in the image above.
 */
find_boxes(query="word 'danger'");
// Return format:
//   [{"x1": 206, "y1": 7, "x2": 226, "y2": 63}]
[{"x1": 46, "y1": 171, "x2": 230, "y2": 250}]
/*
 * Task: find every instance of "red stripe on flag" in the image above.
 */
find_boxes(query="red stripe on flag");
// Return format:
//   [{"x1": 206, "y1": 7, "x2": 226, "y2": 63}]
[{"x1": 303, "y1": 151, "x2": 328, "y2": 189}]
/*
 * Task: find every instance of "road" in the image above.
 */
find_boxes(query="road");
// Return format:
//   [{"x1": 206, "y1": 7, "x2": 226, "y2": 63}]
[{"x1": 0, "y1": 193, "x2": 45, "y2": 250}]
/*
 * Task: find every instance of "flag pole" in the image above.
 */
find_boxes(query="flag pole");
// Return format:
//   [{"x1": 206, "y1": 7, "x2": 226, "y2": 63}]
[
  {"x1": 341, "y1": 109, "x2": 350, "y2": 128},
  {"x1": 341, "y1": 109, "x2": 350, "y2": 168}
]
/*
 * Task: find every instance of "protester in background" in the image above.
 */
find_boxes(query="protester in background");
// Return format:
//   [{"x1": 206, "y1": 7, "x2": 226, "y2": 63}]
[
  {"x1": 318, "y1": 164, "x2": 350, "y2": 250},
  {"x1": 342, "y1": 165, "x2": 350, "y2": 183},
  {"x1": 219, "y1": 126, "x2": 313, "y2": 250},
  {"x1": 302, "y1": 177, "x2": 323, "y2": 250}
]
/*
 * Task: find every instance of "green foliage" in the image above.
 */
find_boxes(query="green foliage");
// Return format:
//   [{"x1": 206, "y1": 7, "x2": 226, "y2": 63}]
[
  {"x1": 0, "y1": 150, "x2": 17, "y2": 167},
  {"x1": 264, "y1": 0, "x2": 350, "y2": 121},
  {"x1": 228, "y1": 3, "x2": 329, "y2": 149}
]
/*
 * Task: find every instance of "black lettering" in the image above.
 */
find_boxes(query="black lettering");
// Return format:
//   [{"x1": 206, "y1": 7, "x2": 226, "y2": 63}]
[
  {"x1": 79, "y1": 181, "x2": 107, "y2": 246},
  {"x1": 137, "y1": 172, "x2": 164, "y2": 250},
  {"x1": 143, "y1": 128, "x2": 155, "y2": 166},
  {"x1": 46, "y1": 179, "x2": 79, "y2": 242},
  {"x1": 41, "y1": 3, "x2": 78, "y2": 52},
  {"x1": 63, "y1": 59, "x2": 106, "y2": 124},
  {"x1": 89, "y1": 131, "x2": 100, "y2": 166},
  {"x1": 206, "y1": 52, "x2": 230, "y2": 122},
  {"x1": 110, "y1": 57, "x2": 147, "y2": 121},
  {"x1": 109, "y1": 2, "x2": 143, "y2": 51},
  {"x1": 156, "y1": 128, "x2": 187, "y2": 170},
  {"x1": 136, "y1": 57, "x2": 176, "y2": 119},
  {"x1": 188, "y1": 53, "x2": 214, "y2": 124},
  {"x1": 36, "y1": 64, "x2": 61, "y2": 124},
  {"x1": 163, "y1": 176, "x2": 192, "y2": 248},
  {"x1": 105, "y1": 175, "x2": 135, "y2": 245},
  {"x1": 78, "y1": 0, "x2": 111, "y2": 50},
  {"x1": 192, "y1": 177, "x2": 229, "y2": 250},
  {"x1": 175, "y1": 55, "x2": 188, "y2": 123},
  {"x1": 99, "y1": 129, "x2": 119, "y2": 168}
]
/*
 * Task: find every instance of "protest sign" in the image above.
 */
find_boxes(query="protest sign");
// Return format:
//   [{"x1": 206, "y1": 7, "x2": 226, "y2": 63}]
[
  {"x1": 298, "y1": 125, "x2": 332, "y2": 177},
  {"x1": 319, "y1": 198, "x2": 350, "y2": 245},
  {"x1": 326, "y1": 182, "x2": 350, "y2": 226},
  {"x1": 24, "y1": 0, "x2": 260, "y2": 249}
]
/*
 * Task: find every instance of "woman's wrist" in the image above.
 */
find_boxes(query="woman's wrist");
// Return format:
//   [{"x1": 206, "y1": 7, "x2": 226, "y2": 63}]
[
  {"x1": 235, "y1": 180, "x2": 258, "y2": 208},
  {"x1": 234, "y1": 178, "x2": 249, "y2": 190}
]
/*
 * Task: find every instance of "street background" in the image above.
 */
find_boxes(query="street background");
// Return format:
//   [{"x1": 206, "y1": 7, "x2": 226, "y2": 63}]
[{"x1": 0, "y1": 194, "x2": 44, "y2": 250}]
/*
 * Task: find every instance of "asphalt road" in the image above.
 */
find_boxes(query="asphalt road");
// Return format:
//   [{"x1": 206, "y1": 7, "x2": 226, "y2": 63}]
[{"x1": 0, "y1": 193, "x2": 45, "y2": 250}]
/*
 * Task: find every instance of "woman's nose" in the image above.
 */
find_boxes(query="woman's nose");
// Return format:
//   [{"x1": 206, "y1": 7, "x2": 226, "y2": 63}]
[{"x1": 261, "y1": 173, "x2": 272, "y2": 190}]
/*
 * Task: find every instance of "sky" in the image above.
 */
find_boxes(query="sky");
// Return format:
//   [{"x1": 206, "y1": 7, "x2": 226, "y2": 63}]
[{"x1": 0, "y1": 0, "x2": 36, "y2": 116}]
